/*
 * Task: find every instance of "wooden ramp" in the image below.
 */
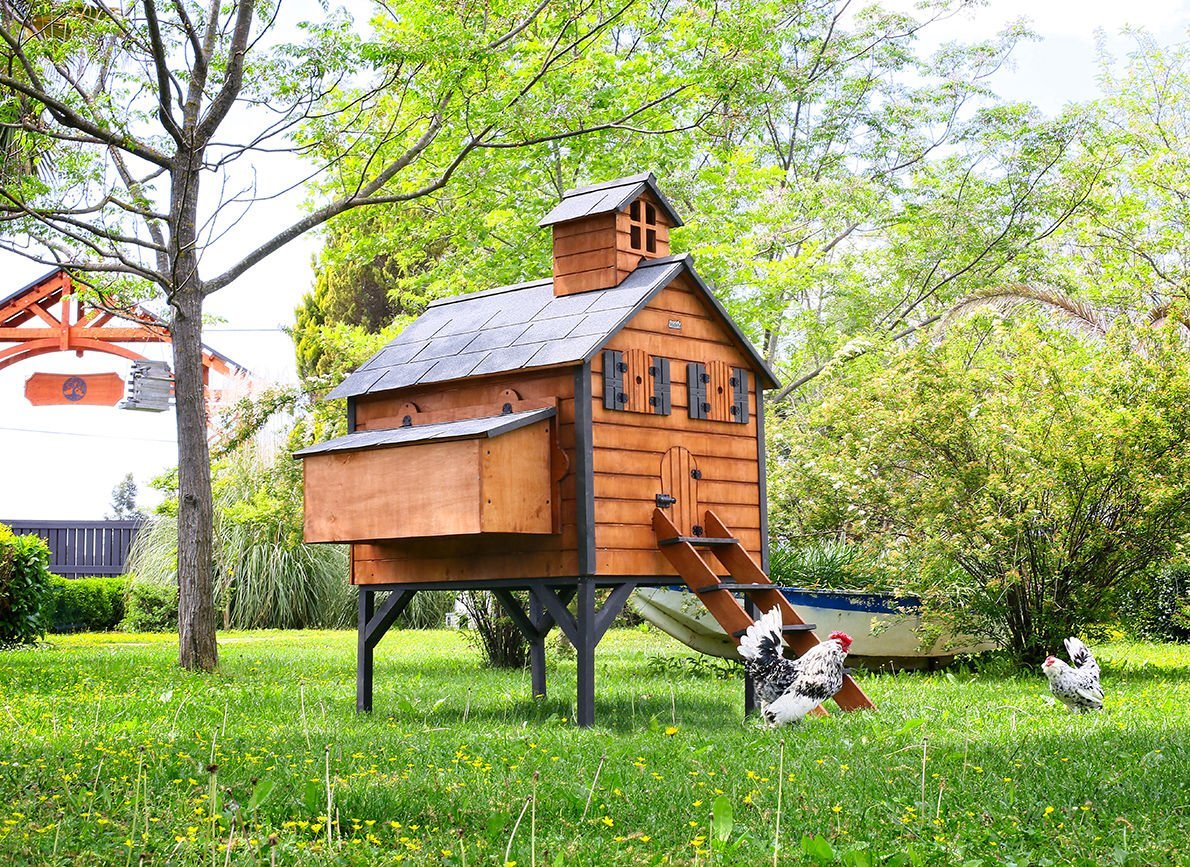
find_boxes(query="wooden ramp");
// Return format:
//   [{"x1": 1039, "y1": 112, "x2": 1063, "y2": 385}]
[{"x1": 653, "y1": 508, "x2": 875, "y2": 714}]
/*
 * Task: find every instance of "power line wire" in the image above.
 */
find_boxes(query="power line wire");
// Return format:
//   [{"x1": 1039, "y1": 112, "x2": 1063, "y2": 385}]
[{"x1": 0, "y1": 425, "x2": 176, "y2": 443}]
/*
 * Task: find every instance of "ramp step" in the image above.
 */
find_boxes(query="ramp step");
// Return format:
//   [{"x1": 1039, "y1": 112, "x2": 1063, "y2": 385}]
[
  {"x1": 731, "y1": 623, "x2": 816, "y2": 638},
  {"x1": 658, "y1": 536, "x2": 737, "y2": 547}
]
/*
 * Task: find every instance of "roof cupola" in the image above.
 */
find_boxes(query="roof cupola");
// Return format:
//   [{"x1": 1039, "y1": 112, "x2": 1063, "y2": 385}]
[{"x1": 538, "y1": 173, "x2": 683, "y2": 297}]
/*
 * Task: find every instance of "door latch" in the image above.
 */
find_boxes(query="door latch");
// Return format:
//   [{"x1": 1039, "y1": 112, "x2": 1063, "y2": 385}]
[{"x1": 655, "y1": 493, "x2": 677, "y2": 508}]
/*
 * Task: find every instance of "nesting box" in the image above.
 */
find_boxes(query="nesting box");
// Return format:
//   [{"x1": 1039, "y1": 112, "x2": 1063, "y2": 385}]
[{"x1": 297, "y1": 172, "x2": 779, "y2": 584}]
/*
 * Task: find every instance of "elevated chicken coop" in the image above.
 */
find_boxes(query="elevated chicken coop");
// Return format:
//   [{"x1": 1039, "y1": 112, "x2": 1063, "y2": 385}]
[{"x1": 297, "y1": 173, "x2": 874, "y2": 725}]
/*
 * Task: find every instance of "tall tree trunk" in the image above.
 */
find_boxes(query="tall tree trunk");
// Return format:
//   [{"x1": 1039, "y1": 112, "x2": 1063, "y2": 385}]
[{"x1": 171, "y1": 284, "x2": 217, "y2": 671}]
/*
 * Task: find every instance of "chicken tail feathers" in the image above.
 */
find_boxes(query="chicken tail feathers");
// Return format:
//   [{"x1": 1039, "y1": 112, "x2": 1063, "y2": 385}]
[
  {"x1": 738, "y1": 606, "x2": 785, "y2": 663},
  {"x1": 1064, "y1": 637, "x2": 1099, "y2": 675}
]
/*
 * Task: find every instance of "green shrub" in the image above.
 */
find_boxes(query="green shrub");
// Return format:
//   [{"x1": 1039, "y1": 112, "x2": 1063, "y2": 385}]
[
  {"x1": 121, "y1": 581, "x2": 178, "y2": 632},
  {"x1": 1128, "y1": 565, "x2": 1190, "y2": 642},
  {"x1": 46, "y1": 576, "x2": 127, "y2": 633},
  {"x1": 0, "y1": 524, "x2": 53, "y2": 647}
]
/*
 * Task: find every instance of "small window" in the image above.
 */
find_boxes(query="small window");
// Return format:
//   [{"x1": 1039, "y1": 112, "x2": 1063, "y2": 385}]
[{"x1": 627, "y1": 197, "x2": 659, "y2": 254}]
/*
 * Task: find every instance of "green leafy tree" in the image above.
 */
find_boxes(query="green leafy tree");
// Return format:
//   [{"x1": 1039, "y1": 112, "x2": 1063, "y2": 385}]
[
  {"x1": 0, "y1": 0, "x2": 733, "y2": 670},
  {"x1": 106, "y1": 472, "x2": 144, "y2": 520},
  {"x1": 774, "y1": 314, "x2": 1190, "y2": 661}
]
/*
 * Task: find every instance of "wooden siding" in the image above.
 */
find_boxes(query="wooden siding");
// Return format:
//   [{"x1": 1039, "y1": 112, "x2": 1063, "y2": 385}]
[
  {"x1": 346, "y1": 369, "x2": 579, "y2": 584},
  {"x1": 590, "y1": 277, "x2": 764, "y2": 576}
]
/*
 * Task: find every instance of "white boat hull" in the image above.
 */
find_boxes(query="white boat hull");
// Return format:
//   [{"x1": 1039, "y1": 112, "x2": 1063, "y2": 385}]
[{"x1": 629, "y1": 586, "x2": 995, "y2": 670}]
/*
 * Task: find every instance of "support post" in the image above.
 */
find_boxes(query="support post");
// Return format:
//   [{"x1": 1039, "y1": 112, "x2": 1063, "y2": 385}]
[
  {"x1": 530, "y1": 594, "x2": 547, "y2": 699},
  {"x1": 576, "y1": 577, "x2": 596, "y2": 727},
  {"x1": 356, "y1": 587, "x2": 417, "y2": 714},
  {"x1": 357, "y1": 588, "x2": 375, "y2": 713},
  {"x1": 744, "y1": 597, "x2": 758, "y2": 717}
]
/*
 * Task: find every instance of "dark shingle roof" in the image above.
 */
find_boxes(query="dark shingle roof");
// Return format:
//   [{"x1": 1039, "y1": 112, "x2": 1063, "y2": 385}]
[
  {"x1": 538, "y1": 172, "x2": 684, "y2": 228},
  {"x1": 294, "y1": 407, "x2": 556, "y2": 458},
  {"x1": 327, "y1": 255, "x2": 779, "y2": 400}
]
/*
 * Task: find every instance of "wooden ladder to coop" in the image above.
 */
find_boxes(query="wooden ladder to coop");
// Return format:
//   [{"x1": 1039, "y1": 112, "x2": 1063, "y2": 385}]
[{"x1": 652, "y1": 508, "x2": 875, "y2": 713}]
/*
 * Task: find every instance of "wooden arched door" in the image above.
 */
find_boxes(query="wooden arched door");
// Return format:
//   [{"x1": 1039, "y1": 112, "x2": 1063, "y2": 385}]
[{"x1": 659, "y1": 446, "x2": 700, "y2": 536}]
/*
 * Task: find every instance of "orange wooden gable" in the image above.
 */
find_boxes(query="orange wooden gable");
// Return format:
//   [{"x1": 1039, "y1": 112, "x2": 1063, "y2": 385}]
[{"x1": 0, "y1": 269, "x2": 244, "y2": 380}]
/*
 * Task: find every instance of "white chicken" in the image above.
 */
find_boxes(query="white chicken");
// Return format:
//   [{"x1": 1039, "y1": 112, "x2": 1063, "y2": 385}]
[
  {"x1": 1041, "y1": 637, "x2": 1104, "y2": 712},
  {"x1": 738, "y1": 606, "x2": 852, "y2": 726}
]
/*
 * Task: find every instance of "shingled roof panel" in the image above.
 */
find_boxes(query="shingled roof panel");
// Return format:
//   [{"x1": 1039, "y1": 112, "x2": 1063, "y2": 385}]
[
  {"x1": 514, "y1": 315, "x2": 584, "y2": 345},
  {"x1": 360, "y1": 341, "x2": 430, "y2": 371},
  {"x1": 411, "y1": 331, "x2": 478, "y2": 362},
  {"x1": 527, "y1": 334, "x2": 606, "y2": 367},
  {"x1": 422, "y1": 351, "x2": 486, "y2": 383},
  {"x1": 470, "y1": 344, "x2": 540, "y2": 375},
  {"x1": 369, "y1": 360, "x2": 437, "y2": 393},
  {"x1": 325, "y1": 254, "x2": 777, "y2": 399},
  {"x1": 463, "y1": 323, "x2": 531, "y2": 354}
]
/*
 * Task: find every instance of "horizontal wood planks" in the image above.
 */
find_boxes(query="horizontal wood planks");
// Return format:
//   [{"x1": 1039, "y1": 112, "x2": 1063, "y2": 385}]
[
  {"x1": 591, "y1": 279, "x2": 764, "y2": 577},
  {"x1": 345, "y1": 370, "x2": 579, "y2": 584},
  {"x1": 553, "y1": 213, "x2": 621, "y2": 296}
]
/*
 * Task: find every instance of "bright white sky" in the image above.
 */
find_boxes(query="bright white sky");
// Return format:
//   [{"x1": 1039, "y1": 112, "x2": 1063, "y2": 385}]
[{"x1": 0, "y1": 1, "x2": 1187, "y2": 519}]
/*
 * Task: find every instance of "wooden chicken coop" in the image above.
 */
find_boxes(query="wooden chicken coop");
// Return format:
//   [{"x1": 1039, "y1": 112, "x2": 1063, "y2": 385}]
[{"x1": 297, "y1": 173, "x2": 873, "y2": 725}]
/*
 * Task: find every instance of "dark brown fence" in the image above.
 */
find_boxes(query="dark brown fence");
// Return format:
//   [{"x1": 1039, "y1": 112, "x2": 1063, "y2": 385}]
[{"x1": 2, "y1": 519, "x2": 145, "y2": 577}]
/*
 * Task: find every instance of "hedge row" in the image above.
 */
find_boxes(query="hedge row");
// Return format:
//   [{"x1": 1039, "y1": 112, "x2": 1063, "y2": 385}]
[
  {"x1": 46, "y1": 576, "x2": 127, "y2": 633},
  {"x1": 0, "y1": 524, "x2": 53, "y2": 646}
]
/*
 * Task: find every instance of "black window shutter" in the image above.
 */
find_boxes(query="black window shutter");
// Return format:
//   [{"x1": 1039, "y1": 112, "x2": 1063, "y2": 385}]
[
  {"x1": 730, "y1": 367, "x2": 749, "y2": 423},
  {"x1": 687, "y1": 361, "x2": 708, "y2": 420},
  {"x1": 603, "y1": 350, "x2": 625, "y2": 410},
  {"x1": 649, "y1": 356, "x2": 671, "y2": 415}
]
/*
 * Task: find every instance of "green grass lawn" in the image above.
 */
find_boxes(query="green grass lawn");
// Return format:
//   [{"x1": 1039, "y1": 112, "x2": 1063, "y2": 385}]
[{"x1": 0, "y1": 628, "x2": 1186, "y2": 866}]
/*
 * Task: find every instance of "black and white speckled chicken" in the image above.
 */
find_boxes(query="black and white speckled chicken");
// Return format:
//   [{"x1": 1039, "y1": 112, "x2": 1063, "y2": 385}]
[
  {"x1": 737, "y1": 606, "x2": 852, "y2": 726},
  {"x1": 1041, "y1": 637, "x2": 1103, "y2": 712}
]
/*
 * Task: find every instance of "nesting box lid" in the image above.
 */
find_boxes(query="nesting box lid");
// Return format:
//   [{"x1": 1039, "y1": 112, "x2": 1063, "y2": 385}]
[
  {"x1": 327, "y1": 255, "x2": 778, "y2": 400},
  {"x1": 293, "y1": 406, "x2": 556, "y2": 457}
]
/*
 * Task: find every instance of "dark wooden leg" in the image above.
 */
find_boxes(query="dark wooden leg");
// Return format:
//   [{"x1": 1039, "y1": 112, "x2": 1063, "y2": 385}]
[
  {"x1": 744, "y1": 597, "x2": 758, "y2": 717},
  {"x1": 357, "y1": 589, "x2": 375, "y2": 713},
  {"x1": 356, "y1": 588, "x2": 417, "y2": 714},
  {"x1": 530, "y1": 594, "x2": 547, "y2": 699},
  {"x1": 576, "y1": 577, "x2": 596, "y2": 727}
]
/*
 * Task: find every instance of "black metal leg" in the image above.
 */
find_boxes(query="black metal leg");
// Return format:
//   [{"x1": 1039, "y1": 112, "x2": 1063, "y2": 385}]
[
  {"x1": 357, "y1": 589, "x2": 375, "y2": 713},
  {"x1": 576, "y1": 577, "x2": 596, "y2": 727},
  {"x1": 530, "y1": 594, "x2": 547, "y2": 699}
]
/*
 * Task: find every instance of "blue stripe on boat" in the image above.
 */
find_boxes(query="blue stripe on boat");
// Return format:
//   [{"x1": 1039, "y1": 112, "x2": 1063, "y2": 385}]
[
  {"x1": 663, "y1": 585, "x2": 921, "y2": 615},
  {"x1": 780, "y1": 588, "x2": 920, "y2": 615}
]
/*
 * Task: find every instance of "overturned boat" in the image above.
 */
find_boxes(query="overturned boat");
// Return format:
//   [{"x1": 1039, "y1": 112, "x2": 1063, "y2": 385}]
[{"x1": 630, "y1": 586, "x2": 995, "y2": 670}]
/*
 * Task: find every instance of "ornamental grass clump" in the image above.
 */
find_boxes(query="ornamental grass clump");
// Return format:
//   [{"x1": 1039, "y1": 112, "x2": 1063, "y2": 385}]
[{"x1": 127, "y1": 442, "x2": 354, "y2": 631}]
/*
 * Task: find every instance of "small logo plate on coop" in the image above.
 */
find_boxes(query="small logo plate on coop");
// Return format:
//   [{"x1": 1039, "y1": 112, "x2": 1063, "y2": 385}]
[{"x1": 667, "y1": 319, "x2": 682, "y2": 330}]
